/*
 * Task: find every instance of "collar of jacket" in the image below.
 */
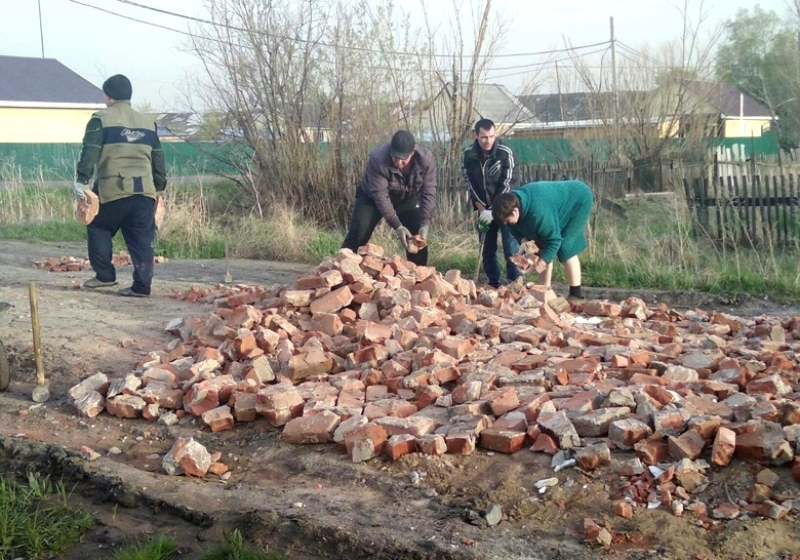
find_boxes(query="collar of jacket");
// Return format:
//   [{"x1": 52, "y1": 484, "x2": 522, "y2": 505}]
[{"x1": 466, "y1": 138, "x2": 502, "y2": 160}]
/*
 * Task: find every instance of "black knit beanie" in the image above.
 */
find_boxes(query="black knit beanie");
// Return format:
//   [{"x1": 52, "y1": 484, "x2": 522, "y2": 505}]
[{"x1": 102, "y1": 74, "x2": 132, "y2": 100}]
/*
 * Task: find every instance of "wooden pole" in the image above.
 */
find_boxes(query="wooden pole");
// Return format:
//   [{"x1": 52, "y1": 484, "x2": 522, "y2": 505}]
[{"x1": 28, "y1": 283, "x2": 45, "y2": 387}]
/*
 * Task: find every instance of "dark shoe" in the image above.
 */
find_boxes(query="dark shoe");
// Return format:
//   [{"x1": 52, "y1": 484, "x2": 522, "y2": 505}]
[
  {"x1": 83, "y1": 278, "x2": 117, "y2": 289},
  {"x1": 118, "y1": 287, "x2": 150, "y2": 298}
]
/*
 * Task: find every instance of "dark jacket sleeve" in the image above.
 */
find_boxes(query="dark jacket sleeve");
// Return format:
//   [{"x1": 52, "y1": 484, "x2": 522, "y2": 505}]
[
  {"x1": 151, "y1": 125, "x2": 167, "y2": 191},
  {"x1": 497, "y1": 144, "x2": 518, "y2": 196},
  {"x1": 365, "y1": 155, "x2": 402, "y2": 230},
  {"x1": 463, "y1": 152, "x2": 482, "y2": 210},
  {"x1": 417, "y1": 150, "x2": 437, "y2": 227},
  {"x1": 75, "y1": 116, "x2": 103, "y2": 184}
]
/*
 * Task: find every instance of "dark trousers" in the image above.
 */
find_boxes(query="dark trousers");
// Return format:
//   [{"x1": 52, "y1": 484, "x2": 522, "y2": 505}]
[
  {"x1": 87, "y1": 195, "x2": 156, "y2": 295},
  {"x1": 482, "y1": 220, "x2": 521, "y2": 287},
  {"x1": 342, "y1": 191, "x2": 428, "y2": 265}
]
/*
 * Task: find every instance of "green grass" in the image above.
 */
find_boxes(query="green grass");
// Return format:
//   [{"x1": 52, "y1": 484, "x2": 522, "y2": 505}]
[
  {"x1": 111, "y1": 535, "x2": 179, "y2": 560},
  {"x1": 0, "y1": 473, "x2": 94, "y2": 560},
  {"x1": 201, "y1": 529, "x2": 285, "y2": 560},
  {"x1": 0, "y1": 220, "x2": 86, "y2": 242}
]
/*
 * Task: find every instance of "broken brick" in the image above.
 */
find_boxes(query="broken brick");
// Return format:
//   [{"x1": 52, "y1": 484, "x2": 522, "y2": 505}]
[{"x1": 282, "y1": 410, "x2": 340, "y2": 444}]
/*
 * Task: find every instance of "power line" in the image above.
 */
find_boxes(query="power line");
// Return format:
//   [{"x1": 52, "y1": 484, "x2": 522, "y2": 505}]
[
  {"x1": 107, "y1": 0, "x2": 611, "y2": 60},
  {"x1": 616, "y1": 42, "x2": 670, "y2": 67},
  {"x1": 484, "y1": 47, "x2": 612, "y2": 80},
  {"x1": 64, "y1": 0, "x2": 614, "y2": 83}
]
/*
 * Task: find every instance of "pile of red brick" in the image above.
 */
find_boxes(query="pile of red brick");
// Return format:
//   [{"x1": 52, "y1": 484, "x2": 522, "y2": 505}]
[
  {"x1": 33, "y1": 253, "x2": 168, "y2": 272},
  {"x1": 68, "y1": 243, "x2": 800, "y2": 520},
  {"x1": 33, "y1": 256, "x2": 92, "y2": 272}
]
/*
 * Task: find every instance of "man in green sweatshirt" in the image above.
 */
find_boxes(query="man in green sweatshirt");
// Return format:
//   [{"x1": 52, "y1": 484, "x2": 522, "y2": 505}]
[{"x1": 491, "y1": 180, "x2": 593, "y2": 301}]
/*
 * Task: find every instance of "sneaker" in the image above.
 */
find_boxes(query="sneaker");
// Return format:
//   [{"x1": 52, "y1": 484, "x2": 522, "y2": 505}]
[
  {"x1": 567, "y1": 294, "x2": 586, "y2": 307},
  {"x1": 83, "y1": 278, "x2": 117, "y2": 289},
  {"x1": 118, "y1": 287, "x2": 150, "y2": 298}
]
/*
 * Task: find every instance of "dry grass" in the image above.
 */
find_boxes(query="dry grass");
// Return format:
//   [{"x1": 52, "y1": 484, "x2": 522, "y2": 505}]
[{"x1": 2, "y1": 164, "x2": 800, "y2": 299}]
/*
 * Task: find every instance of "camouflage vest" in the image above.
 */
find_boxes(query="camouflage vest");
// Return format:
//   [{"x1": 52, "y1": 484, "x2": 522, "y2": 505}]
[{"x1": 95, "y1": 101, "x2": 158, "y2": 203}]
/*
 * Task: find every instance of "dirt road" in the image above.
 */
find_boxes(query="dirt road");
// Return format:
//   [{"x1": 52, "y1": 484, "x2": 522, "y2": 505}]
[{"x1": 1, "y1": 239, "x2": 799, "y2": 560}]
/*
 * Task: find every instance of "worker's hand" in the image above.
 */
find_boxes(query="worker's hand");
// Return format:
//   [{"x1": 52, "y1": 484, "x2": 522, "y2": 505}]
[
  {"x1": 395, "y1": 226, "x2": 412, "y2": 250},
  {"x1": 418, "y1": 225, "x2": 429, "y2": 241},
  {"x1": 72, "y1": 181, "x2": 88, "y2": 201},
  {"x1": 476, "y1": 209, "x2": 492, "y2": 234}
]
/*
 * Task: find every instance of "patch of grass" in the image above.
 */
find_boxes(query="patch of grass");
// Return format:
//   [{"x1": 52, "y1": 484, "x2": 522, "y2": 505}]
[
  {"x1": 0, "y1": 473, "x2": 94, "y2": 560},
  {"x1": 201, "y1": 529, "x2": 285, "y2": 560},
  {"x1": 0, "y1": 220, "x2": 86, "y2": 242},
  {"x1": 583, "y1": 193, "x2": 800, "y2": 300},
  {"x1": 5, "y1": 167, "x2": 800, "y2": 300},
  {"x1": 110, "y1": 535, "x2": 178, "y2": 560},
  {"x1": 306, "y1": 230, "x2": 343, "y2": 262}
]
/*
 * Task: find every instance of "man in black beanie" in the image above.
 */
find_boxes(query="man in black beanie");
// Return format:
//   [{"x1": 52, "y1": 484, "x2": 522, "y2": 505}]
[
  {"x1": 342, "y1": 130, "x2": 437, "y2": 265},
  {"x1": 73, "y1": 74, "x2": 167, "y2": 297}
]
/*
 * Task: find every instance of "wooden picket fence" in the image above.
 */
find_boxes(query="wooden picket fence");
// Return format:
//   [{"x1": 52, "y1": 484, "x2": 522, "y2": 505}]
[{"x1": 683, "y1": 170, "x2": 800, "y2": 246}]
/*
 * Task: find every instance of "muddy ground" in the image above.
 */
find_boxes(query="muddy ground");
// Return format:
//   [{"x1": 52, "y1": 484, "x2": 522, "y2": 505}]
[{"x1": 1, "y1": 239, "x2": 799, "y2": 560}]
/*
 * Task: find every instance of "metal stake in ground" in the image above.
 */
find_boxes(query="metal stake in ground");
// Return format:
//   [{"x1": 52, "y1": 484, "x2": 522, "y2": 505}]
[
  {"x1": 28, "y1": 283, "x2": 49, "y2": 403},
  {"x1": 474, "y1": 232, "x2": 486, "y2": 282},
  {"x1": 224, "y1": 242, "x2": 233, "y2": 284},
  {"x1": 0, "y1": 301, "x2": 10, "y2": 391}
]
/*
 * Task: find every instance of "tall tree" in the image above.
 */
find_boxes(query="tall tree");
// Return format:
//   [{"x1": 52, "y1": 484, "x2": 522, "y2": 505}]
[{"x1": 715, "y1": 6, "x2": 800, "y2": 148}]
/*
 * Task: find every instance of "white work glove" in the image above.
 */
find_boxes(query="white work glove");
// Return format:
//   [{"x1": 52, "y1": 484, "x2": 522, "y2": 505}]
[
  {"x1": 478, "y1": 209, "x2": 493, "y2": 228},
  {"x1": 395, "y1": 226, "x2": 412, "y2": 250},
  {"x1": 418, "y1": 225, "x2": 429, "y2": 241},
  {"x1": 73, "y1": 181, "x2": 88, "y2": 201}
]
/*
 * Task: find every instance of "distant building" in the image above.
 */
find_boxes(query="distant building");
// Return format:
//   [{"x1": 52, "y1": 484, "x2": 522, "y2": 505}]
[
  {"x1": 0, "y1": 55, "x2": 105, "y2": 143},
  {"x1": 517, "y1": 82, "x2": 775, "y2": 139},
  {"x1": 144, "y1": 112, "x2": 195, "y2": 142},
  {"x1": 411, "y1": 83, "x2": 536, "y2": 140}
]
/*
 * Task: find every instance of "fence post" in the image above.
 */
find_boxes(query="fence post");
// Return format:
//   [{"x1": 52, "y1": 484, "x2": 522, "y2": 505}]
[
  {"x1": 781, "y1": 175, "x2": 789, "y2": 244},
  {"x1": 790, "y1": 174, "x2": 798, "y2": 241},
  {"x1": 712, "y1": 174, "x2": 722, "y2": 240},
  {"x1": 741, "y1": 176, "x2": 753, "y2": 247}
]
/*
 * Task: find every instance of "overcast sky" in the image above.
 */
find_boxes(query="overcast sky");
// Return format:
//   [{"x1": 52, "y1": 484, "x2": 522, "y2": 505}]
[{"x1": 0, "y1": 0, "x2": 790, "y2": 112}]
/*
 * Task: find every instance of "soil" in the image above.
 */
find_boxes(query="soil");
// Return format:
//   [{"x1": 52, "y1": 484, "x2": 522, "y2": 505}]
[{"x1": 1, "y1": 239, "x2": 800, "y2": 560}]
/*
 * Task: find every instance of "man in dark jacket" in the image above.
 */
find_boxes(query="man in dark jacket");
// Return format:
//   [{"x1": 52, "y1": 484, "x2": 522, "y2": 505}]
[
  {"x1": 462, "y1": 118, "x2": 521, "y2": 288},
  {"x1": 73, "y1": 74, "x2": 167, "y2": 298},
  {"x1": 342, "y1": 130, "x2": 437, "y2": 265}
]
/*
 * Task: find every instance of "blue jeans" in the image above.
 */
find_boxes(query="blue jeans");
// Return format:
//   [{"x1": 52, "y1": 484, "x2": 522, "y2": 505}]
[{"x1": 482, "y1": 221, "x2": 521, "y2": 287}]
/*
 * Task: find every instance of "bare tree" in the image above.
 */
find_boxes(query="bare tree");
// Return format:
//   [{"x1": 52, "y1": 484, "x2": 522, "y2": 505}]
[
  {"x1": 179, "y1": 0, "x2": 513, "y2": 226},
  {"x1": 556, "y1": 0, "x2": 721, "y2": 165}
]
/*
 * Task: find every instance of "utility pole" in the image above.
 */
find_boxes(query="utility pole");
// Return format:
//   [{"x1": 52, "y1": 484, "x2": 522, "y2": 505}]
[
  {"x1": 610, "y1": 16, "x2": 620, "y2": 161},
  {"x1": 37, "y1": 0, "x2": 45, "y2": 57}
]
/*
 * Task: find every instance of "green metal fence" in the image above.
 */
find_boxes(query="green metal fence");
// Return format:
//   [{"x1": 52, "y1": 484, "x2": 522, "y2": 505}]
[{"x1": 0, "y1": 131, "x2": 782, "y2": 181}]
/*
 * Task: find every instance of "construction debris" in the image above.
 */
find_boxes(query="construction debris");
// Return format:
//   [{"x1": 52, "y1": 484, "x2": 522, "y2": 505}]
[
  {"x1": 33, "y1": 252, "x2": 168, "y2": 272},
  {"x1": 510, "y1": 241, "x2": 547, "y2": 274},
  {"x1": 68, "y1": 242, "x2": 800, "y2": 521},
  {"x1": 407, "y1": 235, "x2": 428, "y2": 254},
  {"x1": 75, "y1": 190, "x2": 99, "y2": 226}
]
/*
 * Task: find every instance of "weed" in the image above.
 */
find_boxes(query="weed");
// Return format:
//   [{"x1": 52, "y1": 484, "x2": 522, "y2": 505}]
[
  {"x1": 201, "y1": 529, "x2": 285, "y2": 560},
  {"x1": 110, "y1": 535, "x2": 179, "y2": 560},
  {"x1": 0, "y1": 473, "x2": 94, "y2": 560}
]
